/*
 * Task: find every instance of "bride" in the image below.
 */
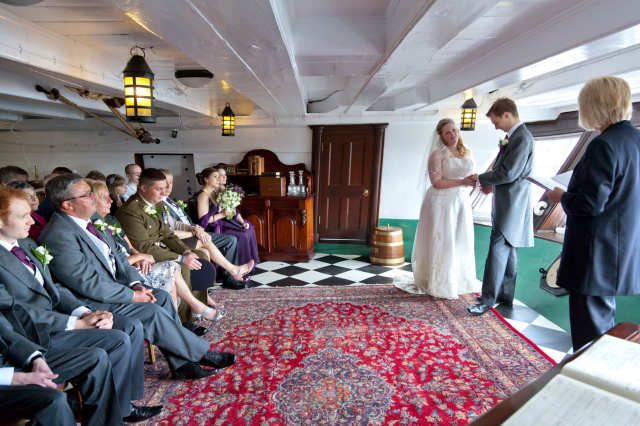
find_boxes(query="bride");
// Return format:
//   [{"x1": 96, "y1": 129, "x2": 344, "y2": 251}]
[{"x1": 394, "y1": 118, "x2": 482, "y2": 299}]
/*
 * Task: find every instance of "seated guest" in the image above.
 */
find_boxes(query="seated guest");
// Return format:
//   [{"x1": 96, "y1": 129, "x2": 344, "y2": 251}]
[
  {"x1": 89, "y1": 179, "x2": 225, "y2": 322},
  {"x1": 35, "y1": 173, "x2": 60, "y2": 222},
  {"x1": 0, "y1": 186, "x2": 161, "y2": 422},
  {"x1": 197, "y1": 167, "x2": 259, "y2": 277},
  {"x1": 39, "y1": 173, "x2": 236, "y2": 380},
  {"x1": 52, "y1": 167, "x2": 73, "y2": 174},
  {"x1": 159, "y1": 169, "x2": 244, "y2": 291},
  {"x1": 107, "y1": 174, "x2": 128, "y2": 215},
  {"x1": 7, "y1": 180, "x2": 47, "y2": 241},
  {"x1": 116, "y1": 168, "x2": 253, "y2": 285},
  {"x1": 85, "y1": 170, "x2": 107, "y2": 185},
  {"x1": 1, "y1": 166, "x2": 29, "y2": 185},
  {"x1": 122, "y1": 164, "x2": 141, "y2": 202},
  {"x1": 0, "y1": 315, "x2": 125, "y2": 426}
]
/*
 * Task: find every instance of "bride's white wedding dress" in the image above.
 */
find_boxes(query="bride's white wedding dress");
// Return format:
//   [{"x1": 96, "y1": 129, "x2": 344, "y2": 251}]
[{"x1": 394, "y1": 154, "x2": 482, "y2": 299}]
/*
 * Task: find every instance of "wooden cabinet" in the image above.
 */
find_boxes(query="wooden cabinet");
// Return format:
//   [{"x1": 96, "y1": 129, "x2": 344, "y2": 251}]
[{"x1": 239, "y1": 195, "x2": 315, "y2": 262}]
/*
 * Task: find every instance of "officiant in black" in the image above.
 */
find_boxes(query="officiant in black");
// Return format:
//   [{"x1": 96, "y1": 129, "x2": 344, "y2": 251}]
[{"x1": 546, "y1": 76, "x2": 640, "y2": 351}]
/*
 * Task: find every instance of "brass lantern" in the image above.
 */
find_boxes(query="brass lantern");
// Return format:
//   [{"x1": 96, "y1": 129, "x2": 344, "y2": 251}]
[
  {"x1": 460, "y1": 98, "x2": 477, "y2": 131},
  {"x1": 123, "y1": 51, "x2": 155, "y2": 123},
  {"x1": 221, "y1": 102, "x2": 235, "y2": 136}
]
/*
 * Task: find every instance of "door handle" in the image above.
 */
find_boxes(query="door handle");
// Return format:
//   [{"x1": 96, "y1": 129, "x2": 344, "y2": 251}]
[{"x1": 363, "y1": 189, "x2": 370, "y2": 196}]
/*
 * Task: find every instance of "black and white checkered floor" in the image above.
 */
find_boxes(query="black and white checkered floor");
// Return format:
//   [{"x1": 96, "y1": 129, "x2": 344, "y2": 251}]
[{"x1": 219, "y1": 253, "x2": 573, "y2": 363}]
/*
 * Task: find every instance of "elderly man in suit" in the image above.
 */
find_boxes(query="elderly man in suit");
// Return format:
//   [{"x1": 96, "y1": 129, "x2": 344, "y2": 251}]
[
  {"x1": 467, "y1": 98, "x2": 535, "y2": 316},
  {"x1": 158, "y1": 168, "x2": 246, "y2": 290},
  {"x1": 38, "y1": 174, "x2": 237, "y2": 380},
  {"x1": 0, "y1": 186, "x2": 162, "y2": 422},
  {"x1": 547, "y1": 76, "x2": 640, "y2": 350},
  {"x1": 0, "y1": 311, "x2": 125, "y2": 426}
]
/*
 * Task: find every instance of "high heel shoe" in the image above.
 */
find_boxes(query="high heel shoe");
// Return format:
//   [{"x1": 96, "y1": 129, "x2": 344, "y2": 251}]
[{"x1": 192, "y1": 307, "x2": 227, "y2": 322}]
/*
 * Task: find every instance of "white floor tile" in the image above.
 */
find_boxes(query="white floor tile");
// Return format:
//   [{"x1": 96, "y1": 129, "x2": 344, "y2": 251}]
[
  {"x1": 347, "y1": 283, "x2": 368, "y2": 287},
  {"x1": 251, "y1": 272, "x2": 287, "y2": 284},
  {"x1": 301, "y1": 283, "x2": 319, "y2": 287},
  {"x1": 291, "y1": 260, "x2": 330, "y2": 270},
  {"x1": 504, "y1": 318, "x2": 530, "y2": 333},
  {"x1": 334, "y1": 260, "x2": 372, "y2": 270},
  {"x1": 333, "y1": 254, "x2": 362, "y2": 259},
  {"x1": 253, "y1": 284, "x2": 272, "y2": 289},
  {"x1": 335, "y1": 270, "x2": 375, "y2": 282},
  {"x1": 537, "y1": 346, "x2": 569, "y2": 364},
  {"x1": 379, "y1": 268, "x2": 412, "y2": 278},
  {"x1": 568, "y1": 347, "x2": 574, "y2": 354},
  {"x1": 290, "y1": 271, "x2": 332, "y2": 283},
  {"x1": 531, "y1": 315, "x2": 565, "y2": 332},
  {"x1": 385, "y1": 261, "x2": 411, "y2": 269},
  {"x1": 312, "y1": 253, "x2": 330, "y2": 259},
  {"x1": 255, "y1": 261, "x2": 291, "y2": 271},
  {"x1": 512, "y1": 299, "x2": 526, "y2": 306}
]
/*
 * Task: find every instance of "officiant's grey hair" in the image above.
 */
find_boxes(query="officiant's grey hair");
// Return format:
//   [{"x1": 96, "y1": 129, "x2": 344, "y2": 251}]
[
  {"x1": 46, "y1": 173, "x2": 85, "y2": 210},
  {"x1": 579, "y1": 76, "x2": 632, "y2": 131}
]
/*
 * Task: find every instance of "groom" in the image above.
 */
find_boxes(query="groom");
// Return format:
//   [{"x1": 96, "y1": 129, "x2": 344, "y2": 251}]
[{"x1": 467, "y1": 98, "x2": 535, "y2": 316}]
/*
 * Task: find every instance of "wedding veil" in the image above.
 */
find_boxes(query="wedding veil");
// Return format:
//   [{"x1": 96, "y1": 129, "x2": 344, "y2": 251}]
[{"x1": 416, "y1": 128, "x2": 450, "y2": 198}]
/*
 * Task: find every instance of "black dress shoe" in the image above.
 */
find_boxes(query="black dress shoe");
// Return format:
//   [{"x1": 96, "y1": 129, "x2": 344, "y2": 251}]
[
  {"x1": 123, "y1": 404, "x2": 163, "y2": 423},
  {"x1": 199, "y1": 351, "x2": 237, "y2": 369},
  {"x1": 467, "y1": 303, "x2": 492, "y2": 316},
  {"x1": 182, "y1": 322, "x2": 207, "y2": 336},
  {"x1": 222, "y1": 280, "x2": 248, "y2": 290},
  {"x1": 171, "y1": 361, "x2": 222, "y2": 380}
]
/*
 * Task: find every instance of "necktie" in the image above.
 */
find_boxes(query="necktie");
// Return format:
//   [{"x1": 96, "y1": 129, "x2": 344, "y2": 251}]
[
  {"x1": 166, "y1": 198, "x2": 178, "y2": 207},
  {"x1": 86, "y1": 222, "x2": 109, "y2": 247},
  {"x1": 11, "y1": 246, "x2": 36, "y2": 273}
]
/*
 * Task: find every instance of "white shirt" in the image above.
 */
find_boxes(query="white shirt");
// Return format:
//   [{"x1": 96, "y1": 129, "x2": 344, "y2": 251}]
[
  {"x1": 163, "y1": 196, "x2": 191, "y2": 224},
  {"x1": 67, "y1": 215, "x2": 117, "y2": 276},
  {"x1": 0, "y1": 240, "x2": 89, "y2": 330},
  {"x1": 122, "y1": 181, "x2": 137, "y2": 201},
  {"x1": 507, "y1": 121, "x2": 524, "y2": 139}
]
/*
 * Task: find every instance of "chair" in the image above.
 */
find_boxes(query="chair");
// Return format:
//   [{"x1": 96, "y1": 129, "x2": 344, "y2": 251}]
[
  {"x1": 187, "y1": 197, "x2": 199, "y2": 224},
  {"x1": 147, "y1": 341, "x2": 156, "y2": 364}
]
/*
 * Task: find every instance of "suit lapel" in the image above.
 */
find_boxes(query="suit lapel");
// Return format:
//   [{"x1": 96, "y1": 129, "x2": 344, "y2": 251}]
[
  {"x1": 163, "y1": 201, "x2": 181, "y2": 223},
  {"x1": 58, "y1": 212, "x2": 116, "y2": 279},
  {"x1": 0, "y1": 243, "x2": 51, "y2": 302},
  {"x1": 18, "y1": 239, "x2": 60, "y2": 306}
]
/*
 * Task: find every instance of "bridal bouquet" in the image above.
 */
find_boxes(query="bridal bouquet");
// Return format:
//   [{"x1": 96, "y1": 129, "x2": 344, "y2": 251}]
[{"x1": 218, "y1": 184, "x2": 245, "y2": 219}]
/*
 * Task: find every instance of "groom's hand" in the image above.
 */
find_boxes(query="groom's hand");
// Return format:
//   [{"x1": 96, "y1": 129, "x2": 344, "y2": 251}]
[
  {"x1": 467, "y1": 173, "x2": 479, "y2": 182},
  {"x1": 480, "y1": 186, "x2": 493, "y2": 195},
  {"x1": 545, "y1": 187, "x2": 565, "y2": 203}
]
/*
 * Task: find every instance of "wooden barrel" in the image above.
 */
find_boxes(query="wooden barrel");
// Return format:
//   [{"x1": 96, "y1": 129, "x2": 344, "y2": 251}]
[{"x1": 370, "y1": 225, "x2": 405, "y2": 266}]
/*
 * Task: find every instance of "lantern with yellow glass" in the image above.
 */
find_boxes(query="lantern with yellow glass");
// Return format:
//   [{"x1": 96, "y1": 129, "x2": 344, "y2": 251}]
[
  {"x1": 123, "y1": 51, "x2": 155, "y2": 123},
  {"x1": 460, "y1": 98, "x2": 477, "y2": 131},
  {"x1": 221, "y1": 102, "x2": 235, "y2": 136}
]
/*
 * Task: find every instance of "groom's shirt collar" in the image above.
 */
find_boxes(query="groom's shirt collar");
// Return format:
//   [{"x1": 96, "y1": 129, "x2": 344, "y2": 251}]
[
  {"x1": 507, "y1": 121, "x2": 523, "y2": 138},
  {"x1": 140, "y1": 195, "x2": 156, "y2": 207}
]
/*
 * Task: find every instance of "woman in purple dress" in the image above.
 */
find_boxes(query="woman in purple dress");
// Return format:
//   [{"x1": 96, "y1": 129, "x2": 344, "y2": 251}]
[{"x1": 196, "y1": 168, "x2": 260, "y2": 276}]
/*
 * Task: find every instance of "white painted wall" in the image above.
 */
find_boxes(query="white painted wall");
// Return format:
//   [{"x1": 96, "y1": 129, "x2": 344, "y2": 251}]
[
  {"x1": 379, "y1": 122, "x2": 502, "y2": 219},
  {"x1": 1, "y1": 120, "x2": 502, "y2": 221}
]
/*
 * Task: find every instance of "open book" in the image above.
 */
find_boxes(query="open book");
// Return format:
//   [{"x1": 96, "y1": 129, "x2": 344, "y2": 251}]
[
  {"x1": 525, "y1": 171, "x2": 573, "y2": 191},
  {"x1": 502, "y1": 334, "x2": 640, "y2": 426}
]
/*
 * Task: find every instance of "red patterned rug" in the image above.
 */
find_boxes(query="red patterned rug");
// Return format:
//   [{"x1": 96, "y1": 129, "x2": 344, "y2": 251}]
[{"x1": 139, "y1": 285, "x2": 553, "y2": 425}]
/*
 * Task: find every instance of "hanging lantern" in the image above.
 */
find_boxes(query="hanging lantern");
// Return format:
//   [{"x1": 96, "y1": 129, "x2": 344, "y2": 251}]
[
  {"x1": 123, "y1": 49, "x2": 155, "y2": 123},
  {"x1": 460, "y1": 98, "x2": 477, "y2": 131},
  {"x1": 221, "y1": 102, "x2": 235, "y2": 136}
]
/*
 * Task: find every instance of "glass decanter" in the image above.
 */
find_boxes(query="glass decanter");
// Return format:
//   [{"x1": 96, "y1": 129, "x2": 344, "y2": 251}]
[
  {"x1": 287, "y1": 171, "x2": 296, "y2": 196},
  {"x1": 298, "y1": 170, "x2": 306, "y2": 197}
]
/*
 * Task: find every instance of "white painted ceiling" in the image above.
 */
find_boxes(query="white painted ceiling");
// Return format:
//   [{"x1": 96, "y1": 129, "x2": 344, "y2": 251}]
[{"x1": 0, "y1": 0, "x2": 640, "y2": 128}]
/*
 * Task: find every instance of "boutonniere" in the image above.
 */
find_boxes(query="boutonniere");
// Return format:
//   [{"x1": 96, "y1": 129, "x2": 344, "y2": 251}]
[
  {"x1": 177, "y1": 200, "x2": 187, "y2": 213},
  {"x1": 144, "y1": 204, "x2": 164, "y2": 218},
  {"x1": 30, "y1": 246, "x2": 53, "y2": 272},
  {"x1": 92, "y1": 219, "x2": 110, "y2": 238},
  {"x1": 499, "y1": 138, "x2": 509, "y2": 154},
  {"x1": 107, "y1": 222, "x2": 122, "y2": 237}
]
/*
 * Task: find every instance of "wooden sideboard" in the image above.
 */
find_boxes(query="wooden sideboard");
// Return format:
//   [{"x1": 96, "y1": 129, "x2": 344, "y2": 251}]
[{"x1": 239, "y1": 194, "x2": 315, "y2": 263}]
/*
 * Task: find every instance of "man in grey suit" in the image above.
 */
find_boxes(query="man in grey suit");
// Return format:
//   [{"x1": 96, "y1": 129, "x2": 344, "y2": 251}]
[
  {"x1": 467, "y1": 98, "x2": 535, "y2": 316},
  {"x1": 0, "y1": 312, "x2": 125, "y2": 426},
  {"x1": 38, "y1": 174, "x2": 237, "y2": 380},
  {"x1": 0, "y1": 185, "x2": 161, "y2": 422},
  {"x1": 158, "y1": 168, "x2": 244, "y2": 289}
]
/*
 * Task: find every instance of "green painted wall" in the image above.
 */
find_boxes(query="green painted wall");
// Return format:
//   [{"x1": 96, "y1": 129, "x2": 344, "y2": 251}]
[{"x1": 316, "y1": 219, "x2": 640, "y2": 332}]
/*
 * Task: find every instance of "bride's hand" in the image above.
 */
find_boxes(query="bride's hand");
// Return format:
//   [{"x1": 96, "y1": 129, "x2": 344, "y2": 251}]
[{"x1": 460, "y1": 177, "x2": 477, "y2": 187}]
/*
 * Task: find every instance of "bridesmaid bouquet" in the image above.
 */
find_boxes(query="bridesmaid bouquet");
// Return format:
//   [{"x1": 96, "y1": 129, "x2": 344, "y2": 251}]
[{"x1": 218, "y1": 184, "x2": 245, "y2": 219}]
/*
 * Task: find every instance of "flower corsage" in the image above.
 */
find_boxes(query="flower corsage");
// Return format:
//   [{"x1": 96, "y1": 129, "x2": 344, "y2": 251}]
[
  {"x1": 499, "y1": 138, "x2": 509, "y2": 154},
  {"x1": 177, "y1": 199, "x2": 188, "y2": 215},
  {"x1": 107, "y1": 222, "x2": 123, "y2": 237},
  {"x1": 144, "y1": 204, "x2": 165, "y2": 219},
  {"x1": 30, "y1": 246, "x2": 53, "y2": 272},
  {"x1": 93, "y1": 219, "x2": 110, "y2": 238}
]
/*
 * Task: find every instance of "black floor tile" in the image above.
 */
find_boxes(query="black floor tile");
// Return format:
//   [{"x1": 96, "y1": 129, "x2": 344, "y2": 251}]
[
  {"x1": 314, "y1": 277, "x2": 357, "y2": 286},
  {"x1": 520, "y1": 324, "x2": 573, "y2": 352},
  {"x1": 357, "y1": 264, "x2": 394, "y2": 275},
  {"x1": 267, "y1": 277, "x2": 309, "y2": 287},
  {"x1": 317, "y1": 255, "x2": 353, "y2": 265},
  {"x1": 314, "y1": 265, "x2": 352, "y2": 276},
  {"x1": 352, "y1": 255, "x2": 371, "y2": 263},
  {"x1": 398, "y1": 264, "x2": 413, "y2": 272},
  {"x1": 494, "y1": 304, "x2": 540, "y2": 323},
  {"x1": 358, "y1": 275, "x2": 395, "y2": 284},
  {"x1": 271, "y1": 265, "x2": 309, "y2": 277}
]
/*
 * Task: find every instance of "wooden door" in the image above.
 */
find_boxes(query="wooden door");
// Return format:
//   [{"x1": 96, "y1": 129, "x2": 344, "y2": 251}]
[{"x1": 314, "y1": 125, "x2": 386, "y2": 244}]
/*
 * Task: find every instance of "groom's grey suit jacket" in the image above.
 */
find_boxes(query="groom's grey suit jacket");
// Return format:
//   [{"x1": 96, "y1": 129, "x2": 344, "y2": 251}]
[
  {"x1": 0, "y1": 238, "x2": 87, "y2": 337},
  {"x1": 478, "y1": 123, "x2": 535, "y2": 248},
  {"x1": 38, "y1": 211, "x2": 144, "y2": 311}
]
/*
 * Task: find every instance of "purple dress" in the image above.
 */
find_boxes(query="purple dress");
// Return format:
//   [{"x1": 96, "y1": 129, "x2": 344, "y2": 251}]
[{"x1": 196, "y1": 190, "x2": 260, "y2": 268}]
